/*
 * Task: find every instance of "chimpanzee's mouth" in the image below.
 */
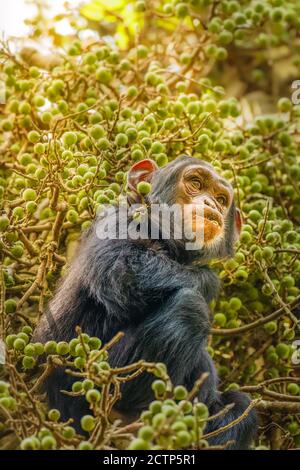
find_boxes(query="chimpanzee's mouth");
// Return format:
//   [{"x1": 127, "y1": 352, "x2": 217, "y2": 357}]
[
  {"x1": 190, "y1": 206, "x2": 223, "y2": 232},
  {"x1": 203, "y1": 208, "x2": 223, "y2": 228}
]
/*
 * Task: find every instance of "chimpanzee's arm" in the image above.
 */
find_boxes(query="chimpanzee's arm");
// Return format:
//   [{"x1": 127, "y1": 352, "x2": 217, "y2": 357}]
[
  {"x1": 107, "y1": 284, "x2": 257, "y2": 449},
  {"x1": 108, "y1": 286, "x2": 215, "y2": 409}
]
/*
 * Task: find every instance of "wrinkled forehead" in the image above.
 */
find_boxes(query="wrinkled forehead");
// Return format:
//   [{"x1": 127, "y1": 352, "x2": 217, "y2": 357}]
[
  {"x1": 151, "y1": 157, "x2": 233, "y2": 200},
  {"x1": 181, "y1": 163, "x2": 233, "y2": 191}
]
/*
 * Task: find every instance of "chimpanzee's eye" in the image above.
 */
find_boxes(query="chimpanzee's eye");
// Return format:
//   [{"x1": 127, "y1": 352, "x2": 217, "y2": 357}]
[
  {"x1": 190, "y1": 178, "x2": 202, "y2": 191},
  {"x1": 216, "y1": 195, "x2": 227, "y2": 206}
]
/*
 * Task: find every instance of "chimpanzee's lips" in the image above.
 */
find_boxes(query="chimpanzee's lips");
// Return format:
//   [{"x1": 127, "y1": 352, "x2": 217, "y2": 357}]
[
  {"x1": 203, "y1": 208, "x2": 223, "y2": 228},
  {"x1": 191, "y1": 206, "x2": 223, "y2": 235}
]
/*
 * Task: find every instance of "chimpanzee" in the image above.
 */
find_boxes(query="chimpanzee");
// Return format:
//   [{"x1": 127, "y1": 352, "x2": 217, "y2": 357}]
[{"x1": 34, "y1": 155, "x2": 257, "y2": 449}]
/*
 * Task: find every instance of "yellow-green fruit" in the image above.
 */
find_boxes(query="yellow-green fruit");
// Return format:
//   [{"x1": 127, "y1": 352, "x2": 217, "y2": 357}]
[
  {"x1": 0, "y1": 215, "x2": 9, "y2": 231},
  {"x1": 28, "y1": 130, "x2": 40, "y2": 143},
  {"x1": 287, "y1": 383, "x2": 299, "y2": 396},
  {"x1": 4, "y1": 299, "x2": 17, "y2": 314},
  {"x1": 137, "y1": 181, "x2": 151, "y2": 195},
  {"x1": 81, "y1": 415, "x2": 96, "y2": 432},
  {"x1": 22, "y1": 188, "x2": 37, "y2": 201}
]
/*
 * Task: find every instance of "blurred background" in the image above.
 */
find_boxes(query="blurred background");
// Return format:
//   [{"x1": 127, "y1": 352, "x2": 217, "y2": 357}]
[{"x1": 0, "y1": 0, "x2": 82, "y2": 37}]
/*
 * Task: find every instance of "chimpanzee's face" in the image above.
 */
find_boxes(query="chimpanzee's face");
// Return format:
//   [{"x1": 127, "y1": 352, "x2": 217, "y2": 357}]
[
  {"x1": 176, "y1": 163, "x2": 234, "y2": 245},
  {"x1": 127, "y1": 155, "x2": 241, "y2": 256}
]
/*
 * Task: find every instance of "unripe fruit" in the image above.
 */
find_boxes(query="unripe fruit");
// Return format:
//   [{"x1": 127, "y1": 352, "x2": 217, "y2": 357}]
[
  {"x1": 214, "y1": 313, "x2": 227, "y2": 327},
  {"x1": 98, "y1": 138, "x2": 110, "y2": 150},
  {"x1": 277, "y1": 97, "x2": 292, "y2": 113},
  {"x1": 138, "y1": 425, "x2": 154, "y2": 441},
  {"x1": 26, "y1": 201, "x2": 37, "y2": 213},
  {"x1": 194, "y1": 403, "x2": 209, "y2": 419},
  {"x1": 63, "y1": 132, "x2": 77, "y2": 147},
  {"x1": 275, "y1": 343, "x2": 290, "y2": 359},
  {"x1": 83, "y1": 52, "x2": 97, "y2": 65},
  {"x1": 149, "y1": 400, "x2": 162, "y2": 415},
  {"x1": 234, "y1": 269, "x2": 248, "y2": 282},
  {"x1": 13, "y1": 338, "x2": 26, "y2": 351},
  {"x1": 174, "y1": 385, "x2": 188, "y2": 400},
  {"x1": 0, "y1": 381, "x2": 8, "y2": 394},
  {"x1": 33, "y1": 95, "x2": 45, "y2": 107},
  {"x1": 287, "y1": 383, "x2": 299, "y2": 396},
  {"x1": 78, "y1": 441, "x2": 93, "y2": 450},
  {"x1": 132, "y1": 149, "x2": 144, "y2": 161},
  {"x1": 19, "y1": 101, "x2": 31, "y2": 114},
  {"x1": 34, "y1": 343, "x2": 44, "y2": 355},
  {"x1": 21, "y1": 437, "x2": 40, "y2": 450},
  {"x1": 41, "y1": 436, "x2": 57, "y2": 450},
  {"x1": 86, "y1": 389, "x2": 101, "y2": 403},
  {"x1": 24, "y1": 344, "x2": 36, "y2": 356},
  {"x1": 216, "y1": 47, "x2": 228, "y2": 61},
  {"x1": 129, "y1": 438, "x2": 150, "y2": 450},
  {"x1": 81, "y1": 415, "x2": 95, "y2": 432},
  {"x1": 96, "y1": 67, "x2": 112, "y2": 84},
  {"x1": 44, "y1": 340, "x2": 57, "y2": 354},
  {"x1": 137, "y1": 45, "x2": 148, "y2": 58},
  {"x1": 82, "y1": 379, "x2": 94, "y2": 392},
  {"x1": 41, "y1": 111, "x2": 52, "y2": 124},
  {"x1": 6, "y1": 335, "x2": 17, "y2": 349},
  {"x1": 11, "y1": 243, "x2": 24, "y2": 258},
  {"x1": 264, "y1": 321, "x2": 278, "y2": 335},
  {"x1": 63, "y1": 426, "x2": 76, "y2": 439},
  {"x1": 137, "y1": 181, "x2": 151, "y2": 195},
  {"x1": 66, "y1": 210, "x2": 79, "y2": 224},
  {"x1": 48, "y1": 408, "x2": 60, "y2": 422},
  {"x1": 56, "y1": 341, "x2": 70, "y2": 355},
  {"x1": 151, "y1": 380, "x2": 166, "y2": 395},
  {"x1": 127, "y1": 86, "x2": 138, "y2": 98},
  {"x1": 74, "y1": 357, "x2": 86, "y2": 369},
  {"x1": 282, "y1": 275, "x2": 295, "y2": 289},
  {"x1": 176, "y1": 430, "x2": 191, "y2": 447},
  {"x1": 89, "y1": 125, "x2": 105, "y2": 140},
  {"x1": 135, "y1": 1, "x2": 146, "y2": 12},
  {"x1": 156, "y1": 154, "x2": 168, "y2": 167},
  {"x1": 22, "y1": 188, "x2": 36, "y2": 201},
  {"x1": 88, "y1": 337, "x2": 102, "y2": 350},
  {"x1": 115, "y1": 133, "x2": 128, "y2": 147},
  {"x1": 4, "y1": 299, "x2": 17, "y2": 314},
  {"x1": 175, "y1": 3, "x2": 189, "y2": 18},
  {"x1": 22, "y1": 356, "x2": 36, "y2": 369},
  {"x1": 0, "y1": 215, "x2": 9, "y2": 231},
  {"x1": 72, "y1": 381, "x2": 83, "y2": 393},
  {"x1": 28, "y1": 130, "x2": 40, "y2": 143},
  {"x1": 12, "y1": 206, "x2": 24, "y2": 219},
  {"x1": 229, "y1": 295, "x2": 242, "y2": 311}
]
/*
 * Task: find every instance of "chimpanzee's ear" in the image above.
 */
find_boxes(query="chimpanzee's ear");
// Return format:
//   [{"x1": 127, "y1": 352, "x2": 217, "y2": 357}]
[
  {"x1": 127, "y1": 159, "x2": 158, "y2": 193},
  {"x1": 235, "y1": 207, "x2": 242, "y2": 235}
]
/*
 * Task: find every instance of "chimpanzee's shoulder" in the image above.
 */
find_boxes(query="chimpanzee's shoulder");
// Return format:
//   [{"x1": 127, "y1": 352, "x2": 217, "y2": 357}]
[{"x1": 185, "y1": 264, "x2": 220, "y2": 301}]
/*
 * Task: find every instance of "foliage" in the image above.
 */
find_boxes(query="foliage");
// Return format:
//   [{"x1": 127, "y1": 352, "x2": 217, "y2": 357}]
[
  {"x1": 0, "y1": 0, "x2": 300, "y2": 450},
  {"x1": 2, "y1": 328, "x2": 217, "y2": 450}
]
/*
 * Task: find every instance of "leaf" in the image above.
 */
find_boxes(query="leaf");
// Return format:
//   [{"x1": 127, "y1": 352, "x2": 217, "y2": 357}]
[
  {"x1": 80, "y1": 0, "x2": 126, "y2": 22},
  {"x1": 80, "y1": 3, "x2": 105, "y2": 22}
]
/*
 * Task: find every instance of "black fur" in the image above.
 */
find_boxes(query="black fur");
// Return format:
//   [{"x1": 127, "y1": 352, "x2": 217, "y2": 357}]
[{"x1": 34, "y1": 156, "x2": 257, "y2": 449}]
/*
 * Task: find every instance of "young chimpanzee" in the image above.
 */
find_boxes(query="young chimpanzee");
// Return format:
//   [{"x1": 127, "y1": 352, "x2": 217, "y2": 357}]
[{"x1": 34, "y1": 155, "x2": 257, "y2": 449}]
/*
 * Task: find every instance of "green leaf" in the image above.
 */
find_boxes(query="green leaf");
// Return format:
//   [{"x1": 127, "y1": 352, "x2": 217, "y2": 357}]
[{"x1": 80, "y1": 0, "x2": 126, "y2": 21}]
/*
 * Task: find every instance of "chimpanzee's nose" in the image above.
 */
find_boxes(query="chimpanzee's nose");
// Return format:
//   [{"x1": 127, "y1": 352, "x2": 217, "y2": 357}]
[{"x1": 204, "y1": 197, "x2": 216, "y2": 210}]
